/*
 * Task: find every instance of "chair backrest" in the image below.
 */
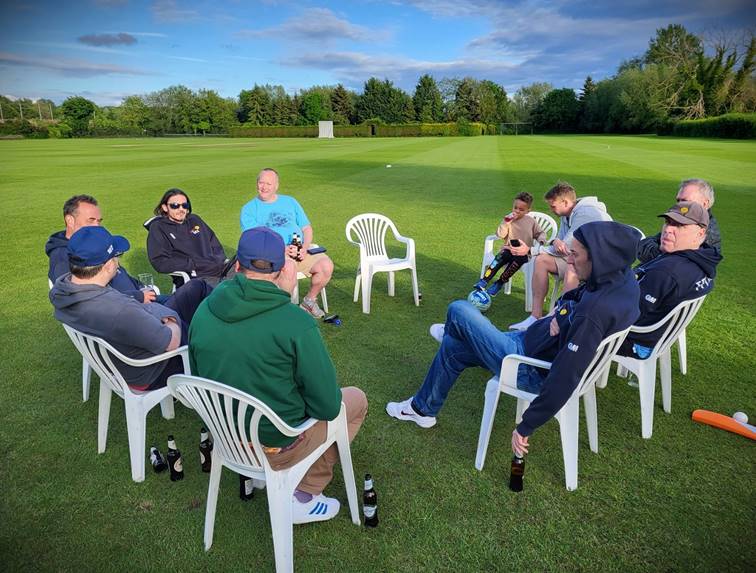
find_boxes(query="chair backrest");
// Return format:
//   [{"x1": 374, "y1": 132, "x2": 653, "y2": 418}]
[
  {"x1": 167, "y1": 374, "x2": 306, "y2": 475},
  {"x1": 642, "y1": 295, "x2": 707, "y2": 360},
  {"x1": 575, "y1": 327, "x2": 632, "y2": 397},
  {"x1": 61, "y1": 324, "x2": 132, "y2": 399},
  {"x1": 345, "y1": 213, "x2": 400, "y2": 259},
  {"x1": 530, "y1": 212, "x2": 558, "y2": 243}
]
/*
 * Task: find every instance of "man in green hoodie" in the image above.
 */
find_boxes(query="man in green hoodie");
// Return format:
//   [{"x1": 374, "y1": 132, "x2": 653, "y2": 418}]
[{"x1": 189, "y1": 226, "x2": 367, "y2": 524}]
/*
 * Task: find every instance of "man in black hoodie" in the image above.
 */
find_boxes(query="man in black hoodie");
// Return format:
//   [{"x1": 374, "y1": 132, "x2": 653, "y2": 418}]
[
  {"x1": 387, "y1": 221, "x2": 640, "y2": 456},
  {"x1": 620, "y1": 201, "x2": 722, "y2": 358}
]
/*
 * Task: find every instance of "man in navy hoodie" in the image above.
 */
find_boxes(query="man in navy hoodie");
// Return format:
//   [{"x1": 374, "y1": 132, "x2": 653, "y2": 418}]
[
  {"x1": 620, "y1": 201, "x2": 722, "y2": 358},
  {"x1": 387, "y1": 221, "x2": 640, "y2": 456}
]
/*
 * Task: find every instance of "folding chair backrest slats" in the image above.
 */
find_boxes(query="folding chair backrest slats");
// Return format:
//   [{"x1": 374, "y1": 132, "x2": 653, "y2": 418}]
[{"x1": 576, "y1": 327, "x2": 631, "y2": 396}]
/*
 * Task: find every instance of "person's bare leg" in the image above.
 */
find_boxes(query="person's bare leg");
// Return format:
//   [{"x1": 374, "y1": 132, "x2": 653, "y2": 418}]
[
  {"x1": 530, "y1": 254, "x2": 559, "y2": 319},
  {"x1": 561, "y1": 266, "x2": 580, "y2": 294},
  {"x1": 306, "y1": 256, "x2": 333, "y2": 300}
]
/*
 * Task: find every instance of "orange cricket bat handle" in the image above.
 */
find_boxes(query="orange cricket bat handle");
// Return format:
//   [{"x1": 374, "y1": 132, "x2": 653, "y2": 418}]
[{"x1": 692, "y1": 409, "x2": 756, "y2": 440}]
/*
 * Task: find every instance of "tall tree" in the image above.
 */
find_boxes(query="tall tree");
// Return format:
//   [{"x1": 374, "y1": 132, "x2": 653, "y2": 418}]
[
  {"x1": 331, "y1": 84, "x2": 355, "y2": 124},
  {"x1": 356, "y1": 78, "x2": 407, "y2": 123},
  {"x1": 59, "y1": 96, "x2": 96, "y2": 136},
  {"x1": 512, "y1": 82, "x2": 553, "y2": 122},
  {"x1": 531, "y1": 88, "x2": 580, "y2": 132},
  {"x1": 413, "y1": 74, "x2": 443, "y2": 122}
]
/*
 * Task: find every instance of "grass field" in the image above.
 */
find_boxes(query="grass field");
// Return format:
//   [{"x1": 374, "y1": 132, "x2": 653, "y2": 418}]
[{"x1": 1, "y1": 135, "x2": 754, "y2": 572}]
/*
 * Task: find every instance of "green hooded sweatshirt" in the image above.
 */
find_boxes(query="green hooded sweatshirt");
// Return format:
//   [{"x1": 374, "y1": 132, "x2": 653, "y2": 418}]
[{"x1": 189, "y1": 274, "x2": 341, "y2": 447}]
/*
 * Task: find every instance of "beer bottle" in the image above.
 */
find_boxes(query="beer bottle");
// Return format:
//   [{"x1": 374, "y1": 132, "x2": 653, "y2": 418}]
[
  {"x1": 239, "y1": 474, "x2": 255, "y2": 501},
  {"x1": 167, "y1": 435, "x2": 184, "y2": 481},
  {"x1": 290, "y1": 233, "x2": 303, "y2": 261},
  {"x1": 149, "y1": 446, "x2": 168, "y2": 473},
  {"x1": 509, "y1": 452, "x2": 525, "y2": 492},
  {"x1": 199, "y1": 427, "x2": 212, "y2": 473},
  {"x1": 363, "y1": 473, "x2": 378, "y2": 527}
]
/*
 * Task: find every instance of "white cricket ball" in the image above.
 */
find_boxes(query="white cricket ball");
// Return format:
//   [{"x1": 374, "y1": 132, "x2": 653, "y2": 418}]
[
  {"x1": 386, "y1": 164, "x2": 392, "y2": 168},
  {"x1": 733, "y1": 411, "x2": 748, "y2": 424}
]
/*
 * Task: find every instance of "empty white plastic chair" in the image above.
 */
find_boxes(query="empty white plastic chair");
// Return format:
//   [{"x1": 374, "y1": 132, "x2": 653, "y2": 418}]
[
  {"x1": 289, "y1": 244, "x2": 328, "y2": 313},
  {"x1": 480, "y1": 212, "x2": 557, "y2": 310},
  {"x1": 607, "y1": 295, "x2": 707, "y2": 439},
  {"x1": 475, "y1": 327, "x2": 630, "y2": 491},
  {"x1": 167, "y1": 374, "x2": 360, "y2": 572},
  {"x1": 62, "y1": 325, "x2": 186, "y2": 482},
  {"x1": 345, "y1": 213, "x2": 419, "y2": 314}
]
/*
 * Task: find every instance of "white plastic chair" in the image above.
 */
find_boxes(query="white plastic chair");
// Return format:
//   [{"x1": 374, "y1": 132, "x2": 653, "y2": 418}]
[
  {"x1": 481, "y1": 212, "x2": 557, "y2": 311},
  {"x1": 167, "y1": 374, "x2": 360, "y2": 572},
  {"x1": 475, "y1": 327, "x2": 631, "y2": 491},
  {"x1": 289, "y1": 244, "x2": 328, "y2": 313},
  {"x1": 599, "y1": 295, "x2": 707, "y2": 439},
  {"x1": 62, "y1": 325, "x2": 187, "y2": 482},
  {"x1": 345, "y1": 214, "x2": 419, "y2": 314}
]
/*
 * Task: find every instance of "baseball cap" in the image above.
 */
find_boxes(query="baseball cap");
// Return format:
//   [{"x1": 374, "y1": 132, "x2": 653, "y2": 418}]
[
  {"x1": 237, "y1": 227, "x2": 285, "y2": 273},
  {"x1": 658, "y1": 201, "x2": 709, "y2": 228},
  {"x1": 68, "y1": 226, "x2": 130, "y2": 266}
]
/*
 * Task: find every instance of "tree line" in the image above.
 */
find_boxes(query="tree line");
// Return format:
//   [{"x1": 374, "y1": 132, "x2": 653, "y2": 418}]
[{"x1": 1, "y1": 24, "x2": 753, "y2": 138}]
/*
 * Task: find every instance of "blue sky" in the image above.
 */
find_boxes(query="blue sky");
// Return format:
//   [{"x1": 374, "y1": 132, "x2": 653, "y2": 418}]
[{"x1": 1, "y1": 0, "x2": 753, "y2": 105}]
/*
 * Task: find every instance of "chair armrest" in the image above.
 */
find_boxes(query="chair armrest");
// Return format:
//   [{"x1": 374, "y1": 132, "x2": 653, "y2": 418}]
[
  {"x1": 394, "y1": 233, "x2": 416, "y2": 259},
  {"x1": 100, "y1": 341, "x2": 190, "y2": 368},
  {"x1": 170, "y1": 271, "x2": 192, "y2": 284},
  {"x1": 628, "y1": 311, "x2": 678, "y2": 334},
  {"x1": 499, "y1": 354, "x2": 552, "y2": 386}
]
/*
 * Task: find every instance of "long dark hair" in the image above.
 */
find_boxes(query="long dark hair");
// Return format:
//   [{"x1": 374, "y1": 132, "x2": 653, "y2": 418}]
[{"x1": 153, "y1": 188, "x2": 192, "y2": 217}]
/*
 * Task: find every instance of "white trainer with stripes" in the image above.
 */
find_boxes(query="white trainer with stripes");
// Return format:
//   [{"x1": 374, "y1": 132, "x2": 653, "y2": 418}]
[{"x1": 292, "y1": 494, "x2": 341, "y2": 524}]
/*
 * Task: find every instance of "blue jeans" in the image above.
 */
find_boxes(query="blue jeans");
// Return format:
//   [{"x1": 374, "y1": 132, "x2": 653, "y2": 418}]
[{"x1": 412, "y1": 300, "x2": 546, "y2": 417}]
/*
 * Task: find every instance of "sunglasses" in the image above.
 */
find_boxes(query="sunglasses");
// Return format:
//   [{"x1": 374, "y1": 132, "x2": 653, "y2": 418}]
[{"x1": 168, "y1": 202, "x2": 189, "y2": 210}]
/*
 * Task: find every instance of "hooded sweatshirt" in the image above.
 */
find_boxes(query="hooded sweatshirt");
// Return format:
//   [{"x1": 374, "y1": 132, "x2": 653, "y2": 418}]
[
  {"x1": 544, "y1": 196, "x2": 612, "y2": 256},
  {"x1": 49, "y1": 274, "x2": 178, "y2": 388},
  {"x1": 45, "y1": 231, "x2": 147, "y2": 302},
  {"x1": 637, "y1": 210, "x2": 721, "y2": 264},
  {"x1": 517, "y1": 222, "x2": 641, "y2": 437},
  {"x1": 622, "y1": 243, "x2": 722, "y2": 354},
  {"x1": 146, "y1": 214, "x2": 227, "y2": 278},
  {"x1": 188, "y1": 275, "x2": 341, "y2": 447}
]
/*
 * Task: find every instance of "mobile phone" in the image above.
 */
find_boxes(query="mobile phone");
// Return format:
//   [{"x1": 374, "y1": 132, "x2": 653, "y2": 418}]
[
  {"x1": 307, "y1": 246, "x2": 327, "y2": 255},
  {"x1": 510, "y1": 239, "x2": 521, "y2": 247}
]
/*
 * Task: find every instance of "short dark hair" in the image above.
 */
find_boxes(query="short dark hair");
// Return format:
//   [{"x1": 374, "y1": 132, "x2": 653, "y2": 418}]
[
  {"x1": 544, "y1": 182, "x2": 576, "y2": 202},
  {"x1": 63, "y1": 195, "x2": 98, "y2": 219},
  {"x1": 154, "y1": 188, "x2": 192, "y2": 217},
  {"x1": 239, "y1": 260, "x2": 281, "y2": 278},
  {"x1": 514, "y1": 192, "x2": 533, "y2": 206},
  {"x1": 70, "y1": 261, "x2": 105, "y2": 279}
]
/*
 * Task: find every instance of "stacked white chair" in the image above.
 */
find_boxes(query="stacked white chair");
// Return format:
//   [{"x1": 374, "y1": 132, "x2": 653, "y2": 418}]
[
  {"x1": 167, "y1": 374, "x2": 360, "y2": 573},
  {"x1": 475, "y1": 327, "x2": 631, "y2": 491},
  {"x1": 345, "y1": 213, "x2": 419, "y2": 314}
]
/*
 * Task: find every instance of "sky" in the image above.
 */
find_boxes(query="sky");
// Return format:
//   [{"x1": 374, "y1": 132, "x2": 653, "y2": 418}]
[{"x1": 1, "y1": 0, "x2": 754, "y2": 106}]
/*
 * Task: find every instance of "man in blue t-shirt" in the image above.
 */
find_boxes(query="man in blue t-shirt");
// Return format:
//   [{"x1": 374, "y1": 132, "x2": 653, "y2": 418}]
[{"x1": 240, "y1": 168, "x2": 333, "y2": 318}]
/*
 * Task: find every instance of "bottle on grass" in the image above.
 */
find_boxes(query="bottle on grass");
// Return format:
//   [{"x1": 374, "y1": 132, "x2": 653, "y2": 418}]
[
  {"x1": 509, "y1": 452, "x2": 525, "y2": 492},
  {"x1": 199, "y1": 427, "x2": 212, "y2": 473},
  {"x1": 239, "y1": 474, "x2": 255, "y2": 501},
  {"x1": 150, "y1": 446, "x2": 168, "y2": 473},
  {"x1": 167, "y1": 435, "x2": 184, "y2": 482},
  {"x1": 363, "y1": 473, "x2": 378, "y2": 527}
]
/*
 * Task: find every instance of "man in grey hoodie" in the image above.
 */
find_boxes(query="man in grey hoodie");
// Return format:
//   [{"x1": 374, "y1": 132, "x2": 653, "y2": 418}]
[
  {"x1": 49, "y1": 226, "x2": 210, "y2": 390},
  {"x1": 511, "y1": 182, "x2": 612, "y2": 331}
]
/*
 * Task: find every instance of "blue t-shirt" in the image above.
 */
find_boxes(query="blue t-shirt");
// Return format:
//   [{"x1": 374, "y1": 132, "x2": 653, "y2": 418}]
[{"x1": 240, "y1": 195, "x2": 311, "y2": 244}]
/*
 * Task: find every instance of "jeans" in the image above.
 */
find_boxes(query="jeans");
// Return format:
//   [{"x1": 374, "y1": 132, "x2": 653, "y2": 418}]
[{"x1": 412, "y1": 300, "x2": 545, "y2": 417}]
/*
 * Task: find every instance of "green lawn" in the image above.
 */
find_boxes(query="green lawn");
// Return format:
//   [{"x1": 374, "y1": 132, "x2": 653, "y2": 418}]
[{"x1": 1, "y1": 135, "x2": 754, "y2": 572}]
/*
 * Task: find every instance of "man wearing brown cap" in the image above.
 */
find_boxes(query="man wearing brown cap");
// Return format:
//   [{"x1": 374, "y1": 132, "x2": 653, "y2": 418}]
[{"x1": 620, "y1": 201, "x2": 722, "y2": 358}]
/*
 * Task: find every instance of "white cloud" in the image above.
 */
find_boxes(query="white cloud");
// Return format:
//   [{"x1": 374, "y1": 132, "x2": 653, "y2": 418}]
[{"x1": 0, "y1": 51, "x2": 154, "y2": 77}]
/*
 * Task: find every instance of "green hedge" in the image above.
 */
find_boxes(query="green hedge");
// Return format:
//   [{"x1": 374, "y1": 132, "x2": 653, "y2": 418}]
[
  {"x1": 229, "y1": 122, "x2": 490, "y2": 138},
  {"x1": 0, "y1": 119, "x2": 50, "y2": 138},
  {"x1": 229, "y1": 125, "x2": 319, "y2": 138},
  {"x1": 334, "y1": 124, "x2": 372, "y2": 137},
  {"x1": 665, "y1": 113, "x2": 756, "y2": 139}
]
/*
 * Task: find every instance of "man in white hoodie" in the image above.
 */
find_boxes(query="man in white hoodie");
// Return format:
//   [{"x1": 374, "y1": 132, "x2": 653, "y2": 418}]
[{"x1": 510, "y1": 182, "x2": 612, "y2": 330}]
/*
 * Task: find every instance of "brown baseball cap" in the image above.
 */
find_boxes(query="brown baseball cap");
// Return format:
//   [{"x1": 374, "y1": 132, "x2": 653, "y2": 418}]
[{"x1": 659, "y1": 201, "x2": 709, "y2": 228}]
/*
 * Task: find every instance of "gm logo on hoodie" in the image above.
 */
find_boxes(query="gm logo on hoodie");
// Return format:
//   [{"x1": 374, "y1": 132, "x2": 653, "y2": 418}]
[{"x1": 568, "y1": 342, "x2": 580, "y2": 352}]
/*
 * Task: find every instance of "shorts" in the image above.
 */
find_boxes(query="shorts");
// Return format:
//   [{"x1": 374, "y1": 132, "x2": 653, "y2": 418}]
[
  {"x1": 296, "y1": 252, "x2": 329, "y2": 276},
  {"x1": 553, "y1": 256, "x2": 568, "y2": 279}
]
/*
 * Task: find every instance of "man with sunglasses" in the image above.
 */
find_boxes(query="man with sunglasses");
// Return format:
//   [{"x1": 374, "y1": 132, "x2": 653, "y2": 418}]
[
  {"x1": 637, "y1": 179, "x2": 721, "y2": 264},
  {"x1": 619, "y1": 201, "x2": 721, "y2": 358}
]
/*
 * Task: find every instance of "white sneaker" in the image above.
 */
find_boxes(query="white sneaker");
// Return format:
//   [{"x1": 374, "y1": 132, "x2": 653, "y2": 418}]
[
  {"x1": 429, "y1": 323, "x2": 445, "y2": 343},
  {"x1": 292, "y1": 494, "x2": 341, "y2": 525},
  {"x1": 300, "y1": 296, "x2": 325, "y2": 319},
  {"x1": 386, "y1": 398, "x2": 437, "y2": 428},
  {"x1": 509, "y1": 315, "x2": 537, "y2": 331}
]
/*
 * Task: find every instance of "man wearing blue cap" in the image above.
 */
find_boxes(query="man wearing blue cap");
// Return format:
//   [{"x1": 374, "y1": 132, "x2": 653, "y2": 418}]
[
  {"x1": 49, "y1": 226, "x2": 211, "y2": 390},
  {"x1": 189, "y1": 226, "x2": 367, "y2": 524}
]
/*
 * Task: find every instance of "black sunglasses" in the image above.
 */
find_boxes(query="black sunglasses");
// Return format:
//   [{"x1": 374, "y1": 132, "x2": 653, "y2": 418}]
[{"x1": 168, "y1": 202, "x2": 189, "y2": 210}]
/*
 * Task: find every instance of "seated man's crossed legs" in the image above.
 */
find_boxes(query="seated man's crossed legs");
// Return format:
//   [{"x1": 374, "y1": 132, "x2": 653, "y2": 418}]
[{"x1": 297, "y1": 253, "x2": 334, "y2": 319}]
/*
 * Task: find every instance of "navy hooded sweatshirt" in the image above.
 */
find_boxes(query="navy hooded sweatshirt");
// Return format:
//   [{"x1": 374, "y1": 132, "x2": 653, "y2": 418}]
[
  {"x1": 145, "y1": 214, "x2": 227, "y2": 278},
  {"x1": 621, "y1": 243, "x2": 721, "y2": 354},
  {"x1": 45, "y1": 230, "x2": 147, "y2": 302},
  {"x1": 517, "y1": 222, "x2": 641, "y2": 437}
]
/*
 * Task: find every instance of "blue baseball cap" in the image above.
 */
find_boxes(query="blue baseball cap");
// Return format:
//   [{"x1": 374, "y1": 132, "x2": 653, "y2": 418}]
[
  {"x1": 68, "y1": 226, "x2": 130, "y2": 266},
  {"x1": 237, "y1": 227, "x2": 285, "y2": 273}
]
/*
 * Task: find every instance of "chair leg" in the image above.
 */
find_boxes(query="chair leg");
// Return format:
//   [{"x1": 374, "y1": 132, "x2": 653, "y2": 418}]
[
  {"x1": 160, "y1": 394, "x2": 175, "y2": 419},
  {"x1": 583, "y1": 386, "x2": 599, "y2": 453},
  {"x1": 637, "y1": 360, "x2": 657, "y2": 439},
  {"x1": 97, "y1": 380, "x2": 112, "y2": 454},
  {"x1": 677, "y1": 329, "x2": 687, "y2": 375},
  {"x1": 411, "y1": 266, "x2": 419, "y2": 306},
  {"x1": 82, "y1": 359, "x2": 92, "y2": 402},
  {"x1": 475, "y1": 378, "x2": 501, "y2": 471},
  {"x1": 504, "y1": 279, "x2": 512, "y2": 295},
  {"x1": 361, "y1": 271, "x2": 373, "y2": 314},
  {"x1": 353, "y1": 273, "x2": 361, "y2": 303},
  {"x1": 557, "y1": 398, "x2": 580, "y2": 491},
  {"x1": 204, "y1": 452, "x2": 223, "y2": 551},
  {"x1": 660, "y1": 350, "x2": 673, "y2": 414},
  {"x1": 387, "y1": 271, "x2": 395, "y2": 297},
  {"x1": 515, "y1": 398, "x2": 528, "y2": 425},
  {"x1": 596, "y1": 365, "x2": 610, "y2": 389},
  {"x1": 336, "y1": 430, "x2": 361, "y2": 525},
  {"x1": 524, "y1": 263, "x2": 534, "y2": 313},
  {"x1": 266, "y1": 485, "x2": 295, "y2": 573},
  {"x1": 124, "y1": 397, "x2": 147, "y2": 483},
  {"x1": 319, "y1": 286, "x2": 329, "y2": 314},
  {"x1": 291, "y1": 280, "x2": 300, "y2": 305}
]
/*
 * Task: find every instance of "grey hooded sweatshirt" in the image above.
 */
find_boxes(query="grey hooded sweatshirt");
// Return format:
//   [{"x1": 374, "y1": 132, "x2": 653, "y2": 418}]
[
  {"x1": 544, "y1": 196, "x2": 613, "y2": 256},
  {"x1": 50, "y1": 274, "x2": 178, "y2": 388}
]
